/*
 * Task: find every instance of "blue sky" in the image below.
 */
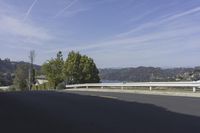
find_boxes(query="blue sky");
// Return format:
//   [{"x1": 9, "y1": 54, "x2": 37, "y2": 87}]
[{"x1": 0, "y1": 0, "x2": 200, "y2": 68}]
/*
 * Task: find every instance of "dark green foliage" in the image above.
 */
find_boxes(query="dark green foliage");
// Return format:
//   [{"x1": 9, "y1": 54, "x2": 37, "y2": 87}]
[
  {"x1": 32, "y1": 82, "x2": 50, "y2": 90},
  {"x1": 13, "y1": 64, "x2": 29, "y2": 91},
  {"x1": 56, "y1": 82, "x2": 66, "y2": 90},
  {"x1": 0, "y1": 58, "x2": 40, "y2": 86},
  {"x1": 42, "y1": 51, "x2": 64, "y2": 89},
  {"x1": 8, "y1": 85, "x2": 17, "y2": 91},
  {"x1": 63, "y1": 51, "x2": 100, "y2": 84},
  {"x1": 32, "y1": 68, "x2": 36, "y2": 84},
  {"x1": 80, "y1": 55, "x2": 100, "y2": 83},
  {"x1": 0, "y1": 58, "x2": 15, "y2": 73},
  {"x1": 63, "y1": 51, "x2": 82, "y2": 84},
  {"x1": 0, "y1": 58, "x2": 40, "y2": 73},
  {"x1": 0, "y1": 73, "x2": 13, "y2": 86},
  {"x1": 0, "y1": 72, "x2": 3, "y2": 86},
  {"x1": 42, "y1": 51, "x2": 100, "y2": 88}
]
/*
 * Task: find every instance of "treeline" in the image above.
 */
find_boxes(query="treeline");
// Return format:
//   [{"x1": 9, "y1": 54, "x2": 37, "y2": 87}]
[
  {"x1": 1, "y1": 56, "x2": 200, "y2": 89},
  {"x1": 0, "y1": 58, "x2": 40, "y2": 73},
  {"x1": 0, "y1": 58, "x2": 40, "y2": 86},
  {"x1": 99, "y1": 67, "x2": 200, "y2": 82},
  {"x1": 0, "y1": 51, "x2": 100, "y2": 90},
  {"x1": 42, "y1": 51, "x2": 100, "y2": 89},
  {"x1": 0, "y1": 59, "x2": 13, "y2": 86}
]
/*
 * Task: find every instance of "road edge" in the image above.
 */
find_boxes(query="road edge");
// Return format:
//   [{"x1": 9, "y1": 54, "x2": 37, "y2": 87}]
[{"x1": 62, "y1": 88, "x2": 200, "y2": 98}]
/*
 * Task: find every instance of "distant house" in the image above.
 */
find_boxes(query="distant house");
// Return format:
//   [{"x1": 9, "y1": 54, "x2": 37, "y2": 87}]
[
  {"x1": 0, "y1": 86, "x2": 10, "y2": 91},
  {"x1": 35, "y1": 75, "x2": 48, "y2": 86}
]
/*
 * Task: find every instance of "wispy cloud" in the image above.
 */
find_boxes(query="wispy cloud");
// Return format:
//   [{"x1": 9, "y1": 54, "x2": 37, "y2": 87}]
[
  {"x1": 0, "y1": 1, "x2": 53, "y2": 47},
  {"x1": 44, "y1": 5, "x2": 200, "y2": 56},
  {"x1": 0, "y1": 15, "x2": 51, "y2": 41},
  {"x1": 1, "y1": 0, "x2": 200, "y2": 67},
  {"x1": 54, "y1": 0, "x2": 78, "y2": 18},
  {"x1": 23, "y1": 0, "x2": 38, "y2": 21},
  {"x1": 162, "y1": 6, "x2": 200, "y2": 22},
  {"x1": 117, "y1": 6, "x2": 200, "y2": 38}
]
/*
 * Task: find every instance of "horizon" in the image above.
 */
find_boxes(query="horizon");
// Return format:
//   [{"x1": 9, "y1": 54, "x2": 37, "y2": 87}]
[
  {"x1": 1, "y1": 57, "x2": 200, "y2": 69},
  {"x1": 0, "y1": 0, "x2": 200, "y2": 68}
]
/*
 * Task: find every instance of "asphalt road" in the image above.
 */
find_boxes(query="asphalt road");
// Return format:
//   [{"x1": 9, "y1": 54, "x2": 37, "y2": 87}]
[
  {"x1": 67, "y1": 90, "x2": 200, "y2": 116},
  {"x1": 1, "y1": 91, "x2": 200, "y2": 133}
]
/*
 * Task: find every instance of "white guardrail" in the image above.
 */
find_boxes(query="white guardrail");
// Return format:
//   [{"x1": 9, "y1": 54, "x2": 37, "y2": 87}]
[
  {"x1": 66, "y1": 82, "x2": 200, "y2": 93},
  {"x1": 0, "y1": 86, "x2": 10, "y2": 91}
]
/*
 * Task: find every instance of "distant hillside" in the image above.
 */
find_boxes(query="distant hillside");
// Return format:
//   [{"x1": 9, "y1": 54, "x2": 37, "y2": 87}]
[
  {"x1": 0, "y1": 58, "x2": 40, "y2": 73},
  {"x1": 0, "y1": 58, "x2": 41, "y2": 86},
  {"x1": 1, "y1": 58, "x2": 200, "y2": 85},
  {"x1": 99, "y1": 66, "x2": 200, "y2": 82}
]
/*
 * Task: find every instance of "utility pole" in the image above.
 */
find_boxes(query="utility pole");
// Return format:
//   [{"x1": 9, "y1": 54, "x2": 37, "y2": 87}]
[{"x1": 28, "y1": 50, "x2": 35, "y2": 91}]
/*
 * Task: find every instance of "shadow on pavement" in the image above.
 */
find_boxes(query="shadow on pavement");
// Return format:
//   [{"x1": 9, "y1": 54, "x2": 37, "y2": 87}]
[{"x1": 0, "y1": 91, "x2": 200, "y2": 133}]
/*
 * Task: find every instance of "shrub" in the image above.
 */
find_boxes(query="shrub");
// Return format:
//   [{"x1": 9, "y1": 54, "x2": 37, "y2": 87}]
[
  {"x1": 8, "y1": 85, "x2": 17, "y2": 91},
  {"x1": 32, "y1": 82, "x2": 52, "y2": 90},
  {"x1": 56, "y1": 82, "x2": 66, "y2": 90}
]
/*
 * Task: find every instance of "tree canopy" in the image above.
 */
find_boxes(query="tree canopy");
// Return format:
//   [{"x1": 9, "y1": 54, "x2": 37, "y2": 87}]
[
  {"x1": 14, "y1": 64, "x2": 29, "y2": 91},
  {"x1": 63, "y1": 51, "x2": 100, "y2": 84},
  {"x1": 42, "y1": 51, "x2": 64, "y2": 89},
  {"x1": 42, "y1": 51, "x2": 100, "y2": 88}
]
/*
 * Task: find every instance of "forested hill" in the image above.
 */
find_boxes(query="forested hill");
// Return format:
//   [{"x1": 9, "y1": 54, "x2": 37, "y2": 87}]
[
  {"x1": 1, "y1": 58, "x2": 200, "y2": 85},
  {"x1": 99, "y1": 67, "x2": 200, "y2": 82},
  {"x1": 0, "y1": 58, "x2": 40, "y2": 73},
  {"x1": 0, "y1": 58, "x2": 40, "y2": 86}
]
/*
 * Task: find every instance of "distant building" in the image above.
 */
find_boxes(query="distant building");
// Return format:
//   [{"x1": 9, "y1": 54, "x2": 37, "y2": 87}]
[
  {"x1": 35, "y1": 75, "x2": 48, "y2": 86},
  {"x1": 0, "y1": 86, "x2": 10, "y2": 91}
]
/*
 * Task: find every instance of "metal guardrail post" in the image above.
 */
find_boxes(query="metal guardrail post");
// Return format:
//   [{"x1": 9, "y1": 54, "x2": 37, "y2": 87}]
[
  {"x1": 121, "y1": 86, "x2": 124, "y2": 90},
  {"x1": 193, "y1": 87, "x2": 196, "y2": 93},
  {"x1": 149, "y1": 86, "x2": 152, "y2": 91},
  {"x1": 101, "y1": 86, "x2": 104, "y2": 89},
  {"x1": 86, "y1": 86, "x2": 88, "y2": 89}
]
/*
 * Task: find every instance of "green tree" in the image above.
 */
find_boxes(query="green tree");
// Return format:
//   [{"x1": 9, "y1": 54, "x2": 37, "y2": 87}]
[
  {"x1": 63, "y1": 51, "x2": 100, "y2": 84},
  {"x1": 42, "y1": 51, "x2": 64, "y2": 89},
  {"x1": 0, "y1": 72, "x2": 3, "y2": 86},
  {"x1": 14, "y1": 64, "x2": 29, "y2": 91},
  {"x1": 63, "y1": 51, "x2": 82, "y2": 84},
  {"x1": 80, "y1": 55, "x2": 100, "y2": 83}
]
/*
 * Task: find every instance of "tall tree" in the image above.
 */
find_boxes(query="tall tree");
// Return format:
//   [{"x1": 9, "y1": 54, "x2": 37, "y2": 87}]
[
  {"x1": 14, "y1": 64, "x2": 29, "y2": 91},
  {"x1": 42, "y1": 51, "x2": 64, "y2": 89},
  {"x1": 63, "y1": 51, "x2": 82, "y2": 84},
  {"x1": 63, "y1": 51, "x2": 100, "y2": 84},
  {"x1": 0, "y1": 72, "x2": 3, "y2": 86},
  {"x1": 80, "y1": 55, "x2": 100, "y2": 83},
  {"x1": 28, "y1": 50, "x2": 35, "y2": 90}
]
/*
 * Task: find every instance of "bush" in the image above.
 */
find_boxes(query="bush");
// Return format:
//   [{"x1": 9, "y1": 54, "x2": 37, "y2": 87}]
[
  {"x1": 32, "y1": 82, "x2": 52, "y2": 90},
  {"x1": 56, "y1": 82, "x2": 66, "y2": 90},
  {"x1": 8, "y1": 85, "x2": 17, "y2": 91}
]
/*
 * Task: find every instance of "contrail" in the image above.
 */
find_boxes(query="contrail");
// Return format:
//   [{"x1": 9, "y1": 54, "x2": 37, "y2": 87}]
[
  {"x1": 54, "y1": 0, "x2": 78, "y2": 18},
  {"x1": 23, "y1": 0, "x2": 38, "y2": 21}
]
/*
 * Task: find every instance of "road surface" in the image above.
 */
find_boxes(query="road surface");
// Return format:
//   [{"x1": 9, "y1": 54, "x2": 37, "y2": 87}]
[
  {"x1": 67, "y1": 90, "x2": 200, "y2": 116},
  {"x1": 0, "y1": 91, "x2": 200, "y2": 133}
]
